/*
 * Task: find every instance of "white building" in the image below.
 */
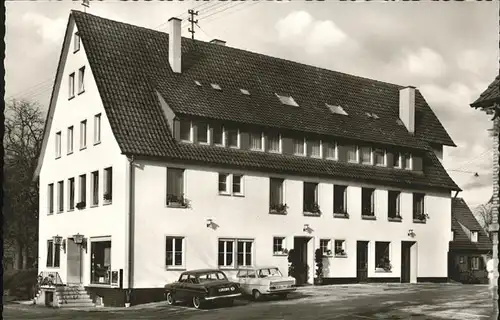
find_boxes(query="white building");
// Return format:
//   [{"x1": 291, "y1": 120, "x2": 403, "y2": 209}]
[{"x1": 35, "y1": 11, "x2": 460, "y2": 306}]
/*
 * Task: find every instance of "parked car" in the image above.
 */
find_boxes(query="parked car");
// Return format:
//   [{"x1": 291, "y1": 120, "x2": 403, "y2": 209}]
[
  {"x1": 234, "y1": 266, "x2": 296, "y2": 300},
  {"x1": 164, "y1": 269, "x2": 242, "y2": 309}
]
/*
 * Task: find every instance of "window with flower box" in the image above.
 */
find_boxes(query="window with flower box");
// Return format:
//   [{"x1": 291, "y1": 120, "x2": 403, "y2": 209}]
[
  {"x1": 375, "y1": 242, "x2": 391, "y2": 272},
  {"x1": 413, "y1": 193, "x2": 426, "y2": 222},
  {"x1": 273, "y1": 237, "x2": 287, "y2": 255},
  {"x1": 269, "y1": 178, "x2": 286, "y2": 214},
  {"x1": 333, "y1": 185, "x2": 348, "y2": 216},
  {"x1": 334, "y1": 240, "x2": 347, "y2": 257},
  {"x1": 167, "y1": 168, "x2": 186, "y2": 207},
  {"x1": 303, "y1": 182, "x2": 320, "y2": 215},
  {"x1": 388, "y1": 191, "x2": 401, "y2": 220},
  {"x1": 320, "y1": 239, "x2": 332, "y2": 256},
  {"x1": 361, "y1": 188, "x2": 375, "y2": 218}
]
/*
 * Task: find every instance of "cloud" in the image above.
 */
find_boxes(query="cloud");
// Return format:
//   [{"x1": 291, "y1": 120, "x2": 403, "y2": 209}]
[
  {"x1": 275, "y1": 11, "x2": 348, "y2": 55},
  {"x1": 456, "y1": 49, "x2": 489, "y2": 75},
  {"x1": 401, "y1": 47, "x2": 447, "y2": 78},
  {"x1": 22, "y1": 12, "x2": 66, "y2": 44}
]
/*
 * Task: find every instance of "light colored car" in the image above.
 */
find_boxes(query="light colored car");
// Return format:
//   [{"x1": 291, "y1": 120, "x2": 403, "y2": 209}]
[{"x1": 234, "y1": 266, "x2": 296, "y2": 300}]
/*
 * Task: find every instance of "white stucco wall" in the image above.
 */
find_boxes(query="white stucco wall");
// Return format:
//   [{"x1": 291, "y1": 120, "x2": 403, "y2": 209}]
[
  {"x1": 132, "y1": 160, "x2": 452, "y2": 288},
  {"x1": 38, "y1": 20, "x2": 128, "y2": 287}
]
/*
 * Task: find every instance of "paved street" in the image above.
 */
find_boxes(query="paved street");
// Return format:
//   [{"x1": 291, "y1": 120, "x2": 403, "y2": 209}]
[{"x1": 3, "y1": 283, "x2": 495, "y2": 320}]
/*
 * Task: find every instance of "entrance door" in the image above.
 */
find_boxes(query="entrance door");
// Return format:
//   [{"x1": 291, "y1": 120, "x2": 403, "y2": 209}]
[
  {"x1": 401, "y1": 241, "x2": 411, "y2": 283},
  {"x1": 67, "y1": 238, "x2": 82, "y2": 284},
  {"x1": 356, "y1": 241, "x2": 369, "y2": 282},
  {"x1": 293, "y1": 237, "x2": 310, "y2": 286}
]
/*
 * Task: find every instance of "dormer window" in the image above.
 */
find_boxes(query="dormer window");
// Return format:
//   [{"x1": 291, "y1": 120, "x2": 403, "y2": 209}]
[
  {"x1": 213, "y1": 124, "x2": 224, "y2": 146},
  {"x1": 471, "y1": 231, "x2": 478, "y2": 243},
  {"x1": 74, "y1": 32, "x2": 80, "y2": 53},
  {"x1": 394, "y1": 152, "x2": 402, "y2": 169},
  {"x1": 402, "y1": 152, "x2": 412, "y2": 170},
  {"x1": 250, "y1": 132, "x2": 263, "y2": 151},
  {"x1": 308, "y1": 139, "x2": 321, "y2": 158},
  {"x1": 293, "y1": 138, "x2": 305, "y2": 156},
  {"x1": 276, "y1": 94, "x2": 299, "y2": 107},
  {"x1": 374, "y1": 148, "x2": 385, "y2": 166},
  {"x1": 347, "y1": 145, "x2": 358, "y2": 163},
  {"x1": 211, "y1": 83, "x2": 222, "y2": 90},
  {"x1": 267, "y1": 133, "x2": 281, "y2": 153},
  {"x1": 179, "y1": 119, "x2": 192, "y2": 142},
  {"x1": 326, "y1": 103, "x2": 348, "y2": 116},
  {"x1": 197, "y1": 122, "x2": 209, "y2": 144},
  {"x1": 240, "y1": 89, "x2": 250, "y2": 95},
  {"x1": 325, "y1": 141, "x2": 337, "y2": 160},
  {"x1": 227, "y1": 128, "x2": 239, "y2": 148},
  {"x1": 360, "y1": 146, "x2": 372, "y2": 165}
]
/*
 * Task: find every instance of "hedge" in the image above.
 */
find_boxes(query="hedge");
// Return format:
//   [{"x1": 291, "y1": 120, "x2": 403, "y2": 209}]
[{"x1": 3, "y1": 268, "x2": 38, "y2": 299}]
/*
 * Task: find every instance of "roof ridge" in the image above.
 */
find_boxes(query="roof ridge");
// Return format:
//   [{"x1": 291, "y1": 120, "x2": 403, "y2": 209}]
[{"x1": 71, "y1": 10, "x2": 410, "y2": 90}]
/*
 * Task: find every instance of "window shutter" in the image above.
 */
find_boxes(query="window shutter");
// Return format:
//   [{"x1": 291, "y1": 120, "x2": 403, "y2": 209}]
[
  {"x1": 173, "y1": 119, "x2": 181, "y2": 141},
  {"x1": 413, "y1": 156, "x2": 423, "y2": 171},
  {"x1": 240, "y1": 131, "x2": 250, "y2": 150},
  {"x1": 386, "y1": 151, "x2": 394, "y2": 168},
  {"x1": 282, "y1": 137, "x2": 293, "y2": 155}
]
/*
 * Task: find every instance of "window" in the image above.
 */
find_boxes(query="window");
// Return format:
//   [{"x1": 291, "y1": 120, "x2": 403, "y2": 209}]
[
  {"x1": 74, "y1": 32, "x2": 80, "y2": 52},
  {"x1": 267, "y1": 133, "x2": 281, "y2": 153},
  {"x1": 273, "y1": 237, "x2": 286, "y2": 254},
  {"x1": 218, "y1": 239, "x2": 253, "y2": 268},
  {"x1": 91, "y1": 171, "x2": 99, "y2": 206},
  {"x1": 179, "y1": 119, "x2": 191, "y2": 142},
  {"x1": 218, "y1": 240, "x2": 234, "y2": 267},
  {"x1": 165, "y1": 237, "x2": 184, "y2": 267},
  {"x1": 250, "y1": 132, "x2": 263, "y2": 150},
  {"x1": 269, "y1": 178, "x2": 284, "y2": 209},
  {"x1": 68, "y1": 178, "x2": 75, "y2": 210},
  {"x1": 294, "y1": 138, "x2": 305, "y2": 155},
  {"x1": 347, "y1": 145, "x2": 358, "y2": 163},
  {"x1": 471, "y1": 231, "x2": 478, "y2": 243},
  {"x1": 213, "y1": 124, "x2": 224, "y2": 146},
  {"x1": 326, "y1": 103, "x2": 348, "y2": 115},
  {"x1": 309, "y1": 140, "x2": 321, "y2": 158},
  {"x1": 218, "y1": 173, "x2": 229, "y2": 193},
  {"x1": 360, "y1": 147, "x2": 372, "y2": 164},
  {"x1": 375, "y1": 242, "x2": 391, "y2": 270},
  {"x1": 402, "y1": 152, "x2": 412, "y2": 170},
  {"x1": 90, "y1": 240, "x2": 111, "y2": 284},
  {"x1": 232, "y1": 175, "x2": 243, "y2": 195},
  {"x1": 79, "y1": 174, "x2": 86, "y2": 207},
  {"x1": 57, "y1": 181, "x2": 64, "y2": 213},
  {"x1": 374, "y1": 148, "x2": 385, "y2": 166},
  {"x1": 413, "y1": 193, "x2": 425, "y2": 219},
  {"x1": 197, "y1": 122, "x2": 208, "y2": 144},
  {"x1": 227, "y1": 128, "x2": 239, "y2": 148},
  {"x1": 332, "y1": 185, "x2": 348, "y2": 215},
  {"x1": 471, "y1": 257, "x2": 480, "y2": 270},
  {"x1": 320, "y1": 239, "x2": 331, "y2": 255},
  {"x1": 94, "y1": 114, "x2": 101, "y2": 144},
  {"x1": 335, "y1": 240, "x2": 346, "y2": 256},
  {"x1": 167, "y1": 168, "x2": 184, "y2": 206},
  {"x1": 275, "y1": 93, "x2": 299, "y2": 107},
  {"x1": 78, "y1": 66, "x2": 85, "y2": 93},
  {"x1": 325, "y1": 141, "x2": 337, "y2": 160},
  {"x1": 303, "y1": 182, "x2": 319, "y2": 213},
  {"x1": 80, "y1": 120, "x2": 87, "y2": 149},
  {"x1": 361, "y1": 188, "x2": 375, "y2": 216},
  {"x1": 388, "y1": 191, "x2": 401, "y2": 218},
  {"x1": 394, "y1": 152, "x2": 401, "y2": 168},
  {"x1": 69, "y1": 73, "x2": 75, "y2": 98},
  {"x1": 104, "y1": 167, "x2": 113, "y2": 203},
  {"x1": 67, "y1": 126, "x2": 74, "y2": 154},
  {"x1": 55, "y1": 131, "x2": 61, "y2": 158},
  {"x1": 48, "y1": 183, "x2": 54, "y2": 214},
  {"x1": 46, "y1": 240, "x2": 60, "y2": 268}
]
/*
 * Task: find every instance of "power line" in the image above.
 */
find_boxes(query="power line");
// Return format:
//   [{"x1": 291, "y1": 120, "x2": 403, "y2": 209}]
[
  {"x1": 450, "y1": 149, "x2": 493, "y2": 171},
  {"x1": 202, "y1": 1, "x2": 261, "y2": 25}
]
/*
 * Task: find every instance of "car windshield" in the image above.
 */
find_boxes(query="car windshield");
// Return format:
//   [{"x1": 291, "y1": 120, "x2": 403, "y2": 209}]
[
  {"x1": 258, "y1": 268, "x2": 282, "y2": 278},
  {"x1": 197, "y1": 271, "x2": 228, "y2": 283}
]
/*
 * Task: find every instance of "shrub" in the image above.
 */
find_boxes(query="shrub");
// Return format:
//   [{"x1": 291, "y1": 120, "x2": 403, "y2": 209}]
[{"x1": 3, "y1": 269, "x2": 38, "y2": 299}]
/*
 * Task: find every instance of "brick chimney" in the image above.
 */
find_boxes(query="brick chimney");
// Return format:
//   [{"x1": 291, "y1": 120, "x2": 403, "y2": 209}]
[
  {"x1": 168, "y1": 17, "x2": 182, "y2": 73},
  {"x1": 210, "y1": 39, "x2": 226, "y2": 46},
  {"x1": 399, "y1": 86, "x2": 416, "y2": 134}
]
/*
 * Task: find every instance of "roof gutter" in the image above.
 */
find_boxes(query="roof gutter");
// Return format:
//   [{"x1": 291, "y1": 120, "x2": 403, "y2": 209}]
[{"x1": 127, "y1": 155, "x2": 136, "y2": 291}]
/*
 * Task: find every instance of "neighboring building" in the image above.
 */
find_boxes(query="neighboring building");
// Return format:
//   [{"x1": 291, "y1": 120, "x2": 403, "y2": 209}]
[
  {"x1": 470, "y1": 74, "x2": 500, "y2": 312},
  {"x1": 34, "y1": 11, "x2": 460, "y2": 306},
  {"x1": 449, "y1": 198, "x2": 491, "y2": 284}
]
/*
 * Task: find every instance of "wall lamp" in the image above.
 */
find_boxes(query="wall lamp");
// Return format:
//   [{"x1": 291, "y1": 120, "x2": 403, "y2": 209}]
[
  {"x1": 408, "y1": 229, "x2": 416, "y2": 238},
  {"x1": 73, "y1": 233, "x2": 88, "y2": 253},
  {"x1": 53, "y1": 235, "x2": 66, "y2": 253},
  {"x1": 206, "y1": 218, "x2": 214, "y2": 228},
  {"x1": 303, "y1": 224, "x2": 310, "y2": 232}
]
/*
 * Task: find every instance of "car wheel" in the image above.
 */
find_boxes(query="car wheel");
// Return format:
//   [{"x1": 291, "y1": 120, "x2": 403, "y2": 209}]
[
  {"x1": 252, "y1": 289, "x2": 262, "y2": 301},
  {"x1": 192, "y1": 296, "x2": 203, "y2": 309},
  {"x1": 165, "y1": 291, "x2": 175, "y2": 305}
]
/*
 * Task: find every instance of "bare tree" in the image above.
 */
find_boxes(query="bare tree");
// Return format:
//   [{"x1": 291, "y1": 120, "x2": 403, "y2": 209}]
[
  {"x1": 475, "y1": 203, "x2": 493, "y2": 238},
  {"x1": 4, "y1": 99, "x2": 45, "y2": 269}
]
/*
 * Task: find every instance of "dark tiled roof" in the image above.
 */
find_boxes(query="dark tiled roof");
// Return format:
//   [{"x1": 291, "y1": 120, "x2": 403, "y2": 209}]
[
  {"x1": 450, "y1": 198, "x2": 491, "y2": 251},
  {"x1": 71, "y1": 11, "x2": 459, "y2": 191},
  {"x1": 470, "y1": 74, "x2": 500, "y2": 109}
]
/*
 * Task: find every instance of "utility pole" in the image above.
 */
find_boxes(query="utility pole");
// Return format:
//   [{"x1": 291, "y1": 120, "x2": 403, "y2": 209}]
[{"x1": 188, "y1": 9, "x2": 199, "y2": 40}]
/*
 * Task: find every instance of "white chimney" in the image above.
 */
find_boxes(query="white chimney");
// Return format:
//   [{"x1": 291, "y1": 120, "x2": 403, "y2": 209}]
[
  {"x1": 399, "y1": 86, "x2": 416, "y2": 134},
  {"x1": 168, "y1": 17, "x2": 182, "y2": 73},
  {"x1": 210, "y1": 39, "x2": 226, "y2": 46}
]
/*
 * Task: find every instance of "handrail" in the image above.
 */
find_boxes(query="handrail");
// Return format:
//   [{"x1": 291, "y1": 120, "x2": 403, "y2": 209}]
[{"x1": 38, "y1": 271, "x2": 64, "y2": 286}]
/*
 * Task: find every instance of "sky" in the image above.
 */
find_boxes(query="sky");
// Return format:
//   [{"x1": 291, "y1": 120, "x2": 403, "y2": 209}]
[{"x1": 5, "y1": 0, "x2": 499, "y2": 209}]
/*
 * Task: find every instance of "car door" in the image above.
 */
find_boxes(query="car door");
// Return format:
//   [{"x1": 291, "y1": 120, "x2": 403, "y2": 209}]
[
  {"x1": 247, "y1": 269, "x2": 258, "y2": 291},
  {"x1": 176, "y1": 274, "x2": 189, "y2": 300},
  {"x1": 236, "y1": 269, "x2": 248, "y2": 294}
]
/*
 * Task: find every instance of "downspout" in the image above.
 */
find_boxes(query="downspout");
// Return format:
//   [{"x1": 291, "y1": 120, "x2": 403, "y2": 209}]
[{"x1": 127, "y1": 155, "x2": 135, "y2": 293}]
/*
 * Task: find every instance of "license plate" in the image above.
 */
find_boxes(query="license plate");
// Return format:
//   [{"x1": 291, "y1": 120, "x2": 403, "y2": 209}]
[{"x1": 218, "y1": 288, "x2": 230, "y2": 292}]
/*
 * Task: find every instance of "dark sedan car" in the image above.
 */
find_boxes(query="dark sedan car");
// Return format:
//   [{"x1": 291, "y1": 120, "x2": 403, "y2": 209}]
[{"x1": 164, "y1": 269, "x2": 242, "y2": 309}]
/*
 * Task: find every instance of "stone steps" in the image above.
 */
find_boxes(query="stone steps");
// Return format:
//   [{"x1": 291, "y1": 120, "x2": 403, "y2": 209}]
[{"x1": 55, "y1": 286, "x2": 95, "y2": 308}]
